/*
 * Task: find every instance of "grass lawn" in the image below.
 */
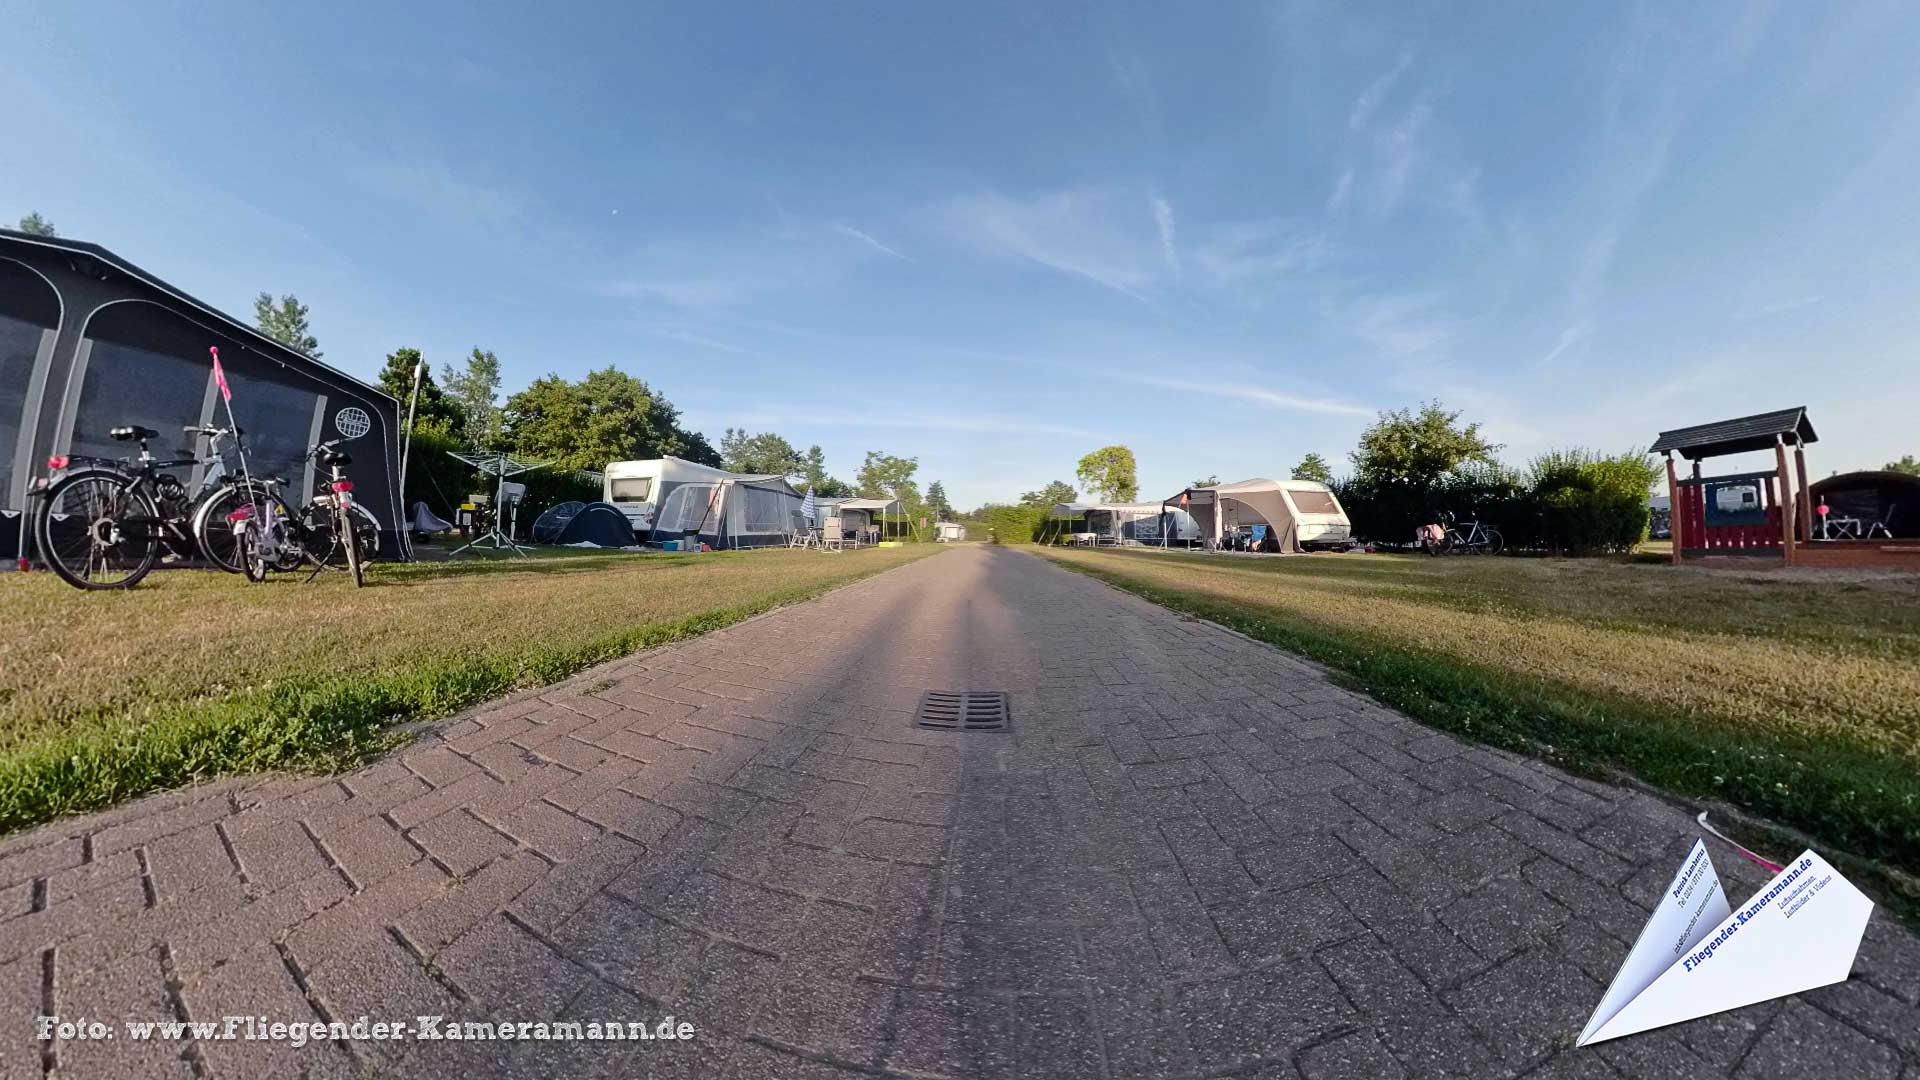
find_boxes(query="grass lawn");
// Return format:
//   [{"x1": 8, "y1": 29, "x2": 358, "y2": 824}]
[
  {"x1": 0, "y1": 545, "x2": 939, "y2": 832},
  {"x1": 1037, "y1": 546, "x2": 1920, "y2": 887}
]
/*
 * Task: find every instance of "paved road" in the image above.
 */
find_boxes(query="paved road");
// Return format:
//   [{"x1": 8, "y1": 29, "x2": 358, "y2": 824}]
[{"x1": 3, "y1": 545, "x2": 1916, "y2": 1079}]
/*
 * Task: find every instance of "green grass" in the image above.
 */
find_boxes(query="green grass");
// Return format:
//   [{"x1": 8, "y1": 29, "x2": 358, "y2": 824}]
[
  {"x1": 1038, "y1": 547, "x2": 1920, "y2": 891},
  {"x1": 0, "y1": 546, "x2": 939, "y2": 832}
]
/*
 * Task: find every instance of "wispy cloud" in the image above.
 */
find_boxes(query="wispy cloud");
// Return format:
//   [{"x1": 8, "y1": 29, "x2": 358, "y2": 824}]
[
  {"x1": 1326, "y1": 169, "x2": 1355, "y2": 216},
  {"x1": 601, "y1": 225, "x2": 865, "y2": 310},
  {"x1": 1120, "y1": 372, "x2": 1374, "y2": 417},
  {"x1": 643, "y1": 325, "x2": 770, "y2": 358},
  {"x1": 941, "y1": 187, "x2": 1157, "y2": 302},
  {"x1": 831, "y1": 222, "x2": 910, "y2": 261},
  {"x1": 941, "y1": 185, "x2": 1324, "y2": 308},
  {"x1": 1183, "y1": 219, "x2": 1328, "y2": 304},
  {"x1": 1349, "y1": 51, "x2": 1415, "y2": 130},
  {"x1": 1152, "y1": 196, "x2": 1181, "y2": 275},
  {"x1": 1371, "y1": 88, "x2": 1438, "y2": 218},
  {"x1": 347, "y1": 156, "x2": 528, "y2": 231},
  {"x1": 1344, "y1": 291, "x2": 1455, "y2": 360},
  {"x1": 1736, "y1": 295, "x2": 1824, "y2": 321},
  {"x1": 704, "y1": 404, "x2": 1098, "y2": 440},
  {"x1": 1535, "y1": 321, "x2": 1593, "y2": 368}
]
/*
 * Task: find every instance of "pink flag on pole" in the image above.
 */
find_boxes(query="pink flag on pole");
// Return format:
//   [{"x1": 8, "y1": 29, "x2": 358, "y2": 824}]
[{"x1": 209, "y1": 346, "x2": 231, "y2": 402}]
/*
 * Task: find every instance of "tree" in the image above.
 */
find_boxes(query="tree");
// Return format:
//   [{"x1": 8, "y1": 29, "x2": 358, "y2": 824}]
[
  {"x1": 1190, "y1": 474, "x2": 1219, "y2": 488},
  {"x1": 1075, "y1": 445, "x2": 1139, "y2": 503},
  {"x1": 679, "y1": 429, "x2": 723, "y2": 468},
  {"x1": 1291, "y1": 453, "x2": 1334, "y2": 484},
  {"x1": 719, "y1": 428, "x2": 804, "y2": 477},
  {"x1": 378, "y1": 348, "x2": 467, "y2": 435},
  {"x1": 1887, "y1": 455, "x2": 1920, "y2": 477},
  {"x1": 1349, "y1": 400, "x2": 1499, "y2": 488},
  {"x1": 442, "y1": 348, "x2": 504, "y2": 448},
  {"x1": 799, "y1": 445, "x2": 853, "y2": 497},
  {"x1": 16, "y1": 212, "x2": 56, "y2": 237},
  {"x1": 925, "y1": 481, "x2": 955, "y2": 521},
  {"x1": 854, "y1": 451, "x2": 920, "y2": 505},
  {"x1": 503, "y1": 366, "x2": 708, "y2": 474},
  {"x1": 1020, "y1": 480, "x2": 1077, "y2": 507},
  {"x1": 253, "y1": 292, "x2": 320, "y2": 357}
]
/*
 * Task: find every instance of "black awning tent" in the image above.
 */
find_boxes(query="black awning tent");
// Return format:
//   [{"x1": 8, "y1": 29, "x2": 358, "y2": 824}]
[{"x1": 0, "y1": 228, "x2": 406, "y2": 561}]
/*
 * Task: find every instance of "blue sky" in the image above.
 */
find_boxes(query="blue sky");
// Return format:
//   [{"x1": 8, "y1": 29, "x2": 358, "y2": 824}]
[{"x1": 7, "y1": 2, "x2": 1918, "y2": 508}]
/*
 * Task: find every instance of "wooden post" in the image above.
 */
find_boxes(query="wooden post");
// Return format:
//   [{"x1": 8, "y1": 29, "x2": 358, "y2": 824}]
[
  {"x1": 1775, "y1": 437, "x2": 1796, "y2": 565},
  {"x1": 1665, "y1": 454, "x2": 1683, "y2": 565},
  {"x1": 1794, "y1": 441, "x2": 1812, "y2": 542}
]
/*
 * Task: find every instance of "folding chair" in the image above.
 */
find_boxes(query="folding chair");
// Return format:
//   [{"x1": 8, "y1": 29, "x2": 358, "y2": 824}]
[
  {"x1": 1867, "y1": 503, "x2": 1898, "y2": 540},
  {"x1": 822, "y1": 516, "x2": 845, "y2": 551}
]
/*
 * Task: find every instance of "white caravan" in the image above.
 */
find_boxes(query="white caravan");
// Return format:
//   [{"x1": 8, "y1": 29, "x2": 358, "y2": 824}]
[
  {"x1": 603, "y1": 457, "x2": 807, "y2": 549},
  {"x1": 603, "y1": 456, "x2": 734, "y2": 537}
]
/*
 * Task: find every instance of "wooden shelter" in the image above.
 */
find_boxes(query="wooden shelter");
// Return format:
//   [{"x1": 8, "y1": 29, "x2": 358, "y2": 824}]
[{"x1": 1651, "y1": 407, "x2": 1920, "y2": 570}]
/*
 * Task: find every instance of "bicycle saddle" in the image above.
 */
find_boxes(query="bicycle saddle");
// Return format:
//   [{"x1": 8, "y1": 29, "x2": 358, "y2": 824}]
[
  {"x1": 319, "y1": 449, "x2": 352, "y2": 466},
  {"x1": 110, "y1": 425, "x2": 161, "y2": 441}
]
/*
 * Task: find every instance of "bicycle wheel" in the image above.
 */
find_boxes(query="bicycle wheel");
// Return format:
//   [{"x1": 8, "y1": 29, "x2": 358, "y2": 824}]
[
  {"x1": 237, "y1": 520, "x2": 269, "y2": 582},
  {"x1": 339, "y1": 505, "x2": 364, "y2": 587},
  {"x1": 198, "y1": 485, "x2": 299, "y2": 573},
  {"x1": 1484, "y1": 527, "x2": 1505, "y2": 555},
  {"x1": 38, "y1": 473, "x2": 161, "y2": 589}
]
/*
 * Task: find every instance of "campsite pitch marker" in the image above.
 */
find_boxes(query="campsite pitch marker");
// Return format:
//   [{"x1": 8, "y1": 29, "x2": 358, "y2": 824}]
[{"x1": 1577, "y1": 839, "x2": 1872, "y2": 1046}]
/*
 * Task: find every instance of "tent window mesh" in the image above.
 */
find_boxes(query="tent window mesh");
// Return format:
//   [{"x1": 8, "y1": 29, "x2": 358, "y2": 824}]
[
  {"x1": 655, "y1": 483, "x2": 719, "y2": 534},
  {"x1": 729, "y1": 484, "x2": 794, "y2": 535}
]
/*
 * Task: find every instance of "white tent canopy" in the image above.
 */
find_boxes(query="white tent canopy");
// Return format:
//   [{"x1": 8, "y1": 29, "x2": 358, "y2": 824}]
[
  {"x1": 1159, "y1": 478, "x2": 1351, "y2": 552},
  {"x1": 652, "y1": 473, "x2": 807, "y2": 548},
  {"x1": 1048, "y1": 501, "x2": 1198, "y2": 545},
  {"x1": 814, "y1": 496, "x2": 912, "y2": 539},
  {"x1": 827, "y1": 497, "x2": 904, "y2": 515}
]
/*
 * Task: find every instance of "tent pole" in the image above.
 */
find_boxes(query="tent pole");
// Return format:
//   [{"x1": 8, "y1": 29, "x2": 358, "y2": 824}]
[{"x1": 397, "y1": 361, "x2": 425, "y2": 560}]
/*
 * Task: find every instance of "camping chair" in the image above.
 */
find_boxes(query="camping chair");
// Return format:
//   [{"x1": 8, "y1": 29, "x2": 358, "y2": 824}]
[
  {"x1": 1867, "y1": 503, "x2": 1898, "y2": 540},
  {"x1": 822, "y1": 516, "x2": 846, "y2": 551},
  {"x1": 788, "y1": 525, "x2": 816, "y2": 549}
]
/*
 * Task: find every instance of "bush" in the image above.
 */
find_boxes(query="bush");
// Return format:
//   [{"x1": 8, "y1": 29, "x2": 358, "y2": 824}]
[
  {"x1": 980, "y1": 503, "x2": 1048, "y2": 544},
  {"x1": 1339, "y1": 448, "x2": 1655, "y2": 555},
  {"x1": 1522, "y1": 449, "x2": 1658, "y2": 555}
]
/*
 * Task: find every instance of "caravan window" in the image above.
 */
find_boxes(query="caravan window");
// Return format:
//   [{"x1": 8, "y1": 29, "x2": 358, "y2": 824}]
[
  {"x1": 609, "y1": 477, "x2": 654, "y2": 503},
  {"x1": 1289, "y1": 490, "x2": 1341, "y2": 515}
]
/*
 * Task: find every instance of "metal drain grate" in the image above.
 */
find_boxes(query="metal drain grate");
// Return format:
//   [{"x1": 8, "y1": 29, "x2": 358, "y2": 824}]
[{"x1": 915, "y1": 691, "x2": 1010, "y2": 732}]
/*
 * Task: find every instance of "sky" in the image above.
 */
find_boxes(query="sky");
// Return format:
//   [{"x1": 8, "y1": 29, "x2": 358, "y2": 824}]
[{"x1": 6, "y1": 1, "x2": 1919, "y2": 508}]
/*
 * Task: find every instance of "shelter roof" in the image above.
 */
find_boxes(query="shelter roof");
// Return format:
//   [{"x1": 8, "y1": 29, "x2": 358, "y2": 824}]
[{"x1": 1650, "y1": 407, "x2": 1816, "y2": 459}]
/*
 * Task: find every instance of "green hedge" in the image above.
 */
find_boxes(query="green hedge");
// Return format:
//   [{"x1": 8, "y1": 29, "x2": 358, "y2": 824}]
[
  {"x1": 980, "y1": 503, "x2": 1049, "y2": 544},
  {"x1": 1337, "y1": 449, "x2": 1659, "y2": 555}
]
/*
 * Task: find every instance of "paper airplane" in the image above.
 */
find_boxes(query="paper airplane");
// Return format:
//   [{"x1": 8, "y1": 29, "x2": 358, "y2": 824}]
[{"x1": 1578, "y1": 838, "x2": 1873, "y2": 1046}]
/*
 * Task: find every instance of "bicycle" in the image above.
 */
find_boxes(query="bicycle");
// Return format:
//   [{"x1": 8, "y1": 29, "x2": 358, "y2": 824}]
[
  {"x1": 29, "y1": 425, "x2": 206, "y2": 589},
  {"x1": 193, "y1": 437, "x2": 380, "y2": 584},
  {"x1": 31, "y1": 424, "x2": 302, "y2": 589},
  {"x1": 185, "y1": 427, "x2": 303, "y2": 578},
  {"x1": 294, "y1": 438, "x2": 378, "y2": 587},
  {"x1": 1424, "y1": 510, "x2": 1504, "y2": 555}
]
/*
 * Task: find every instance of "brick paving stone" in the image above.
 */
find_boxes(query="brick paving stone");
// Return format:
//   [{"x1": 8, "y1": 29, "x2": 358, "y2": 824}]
[
  {"x1": 1, "y1": 546, "x2": 1914, "y2": 1079},
  {"x1": 178, "y1": 941, "x2": 356, "y2": 1079},
  {"x1": 53, "y1": 953, "x2": 196, "y2": 1079},
  {"x1": 406, "y1": 808, "x2": 512, "y2": 876}
]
